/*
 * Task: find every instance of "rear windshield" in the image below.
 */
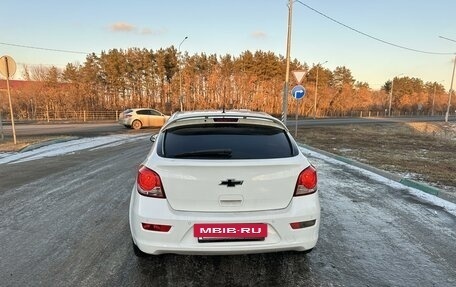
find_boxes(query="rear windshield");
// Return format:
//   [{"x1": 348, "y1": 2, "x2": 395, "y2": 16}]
[{"x1": 158, "y1": 124, "x2": 298, "y2": 159}]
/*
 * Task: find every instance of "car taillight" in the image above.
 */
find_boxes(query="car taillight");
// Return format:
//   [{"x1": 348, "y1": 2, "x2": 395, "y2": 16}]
[
  {"x1": 137, "y1": 166, "x2": 166, "y2": 198},
  {"x1": 125, "y1": 114, "x2": 132, "y2": 118},
  {"x1": 294, "y1": 165, "x2": 318, "y2": 196},
  {"x1": 141, "y1": 223, "x2": 172, "y2": 232}
]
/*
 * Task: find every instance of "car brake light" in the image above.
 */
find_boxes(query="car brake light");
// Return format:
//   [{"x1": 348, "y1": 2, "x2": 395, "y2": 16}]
[
  {"x1": 137, "y1": 166, "x2": 166, "y2": 198},
  {"x1": 213, "y1": 118, "x2": 239, "y2": 122},
  {"x1": 142, "y1": 223, "x2": 172, "y2": 232},
  {"x1": 125, "y1": 114, "x2": 132, "y2": 118},
  {"x1": 294, "y1": 165, "x2": 317, "y2": 196}
]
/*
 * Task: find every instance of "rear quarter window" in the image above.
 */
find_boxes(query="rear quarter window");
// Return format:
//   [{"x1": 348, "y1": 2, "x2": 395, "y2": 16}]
[
  {"x1": 150, "y1": 110, "x2": 162, "y2": 116},
  {"x1": 158, "y1": 124, "x2": 298, "y2": 159},
  {"x1": 136, "y1": 110, "x2": 150, "y2": 115}
]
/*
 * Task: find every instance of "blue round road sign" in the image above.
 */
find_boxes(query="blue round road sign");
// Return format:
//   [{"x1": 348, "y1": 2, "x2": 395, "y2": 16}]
[{"x1": 291, "y1": 85, "x2": 306, "y2": 99}]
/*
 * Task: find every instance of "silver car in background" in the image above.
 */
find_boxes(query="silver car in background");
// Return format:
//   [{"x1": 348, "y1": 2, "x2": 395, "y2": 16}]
[{"x1": 119, "y1": 108, "x2": 170, "y2": 129}]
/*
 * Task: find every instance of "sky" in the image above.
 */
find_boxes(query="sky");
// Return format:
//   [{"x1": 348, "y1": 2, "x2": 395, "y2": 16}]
[{"x1": 1, "y1": 0, "x2": 456, "y2": 90}]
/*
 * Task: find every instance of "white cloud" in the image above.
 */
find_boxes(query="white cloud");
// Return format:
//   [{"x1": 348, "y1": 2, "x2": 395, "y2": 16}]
[
  {"x1": 251, "y1": 31, "x2": 267, "y2": 39},
  {"x1": 109, "y1": 22, "x2": 166, "y2": 36},
  {"x1": 110, "y1": 22, "x2": 137, "y2": 32}
]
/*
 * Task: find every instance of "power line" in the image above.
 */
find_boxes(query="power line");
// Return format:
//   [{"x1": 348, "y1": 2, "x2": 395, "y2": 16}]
[
  {"x1": 0, "y1": 41, "x2": 91, "y2": 55},
  {"x1": 296, "y1": 1, "x2": 455, "y2": 55},
  {"x1": 439, "y1": 36, "x2": 456, "y2": 43}
]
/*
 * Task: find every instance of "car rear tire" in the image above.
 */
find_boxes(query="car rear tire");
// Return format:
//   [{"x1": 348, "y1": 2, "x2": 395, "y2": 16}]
[
  {"x1": 132, "y1": 240, "x2": 148, "y2": 257},
  {"x1": 132, "y1": 120, "x2": 142, "y2": 130}
]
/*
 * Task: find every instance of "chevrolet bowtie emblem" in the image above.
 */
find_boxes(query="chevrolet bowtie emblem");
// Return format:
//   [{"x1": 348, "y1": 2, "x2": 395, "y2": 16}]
[{"x1": 220, "y1": 179, "x2": 244, "y2": 187}]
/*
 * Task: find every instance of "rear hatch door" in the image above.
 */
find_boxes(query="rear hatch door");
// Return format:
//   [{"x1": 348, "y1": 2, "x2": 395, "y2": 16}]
[{"x1": 153, "y1": 157, "x2": 306, "y2": 212}]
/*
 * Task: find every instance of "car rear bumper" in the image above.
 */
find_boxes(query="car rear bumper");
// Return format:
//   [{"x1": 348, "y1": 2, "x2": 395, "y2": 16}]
[
  {"x1": 129, "y1": 187, "x2": 320, "y2": 255},
  {"x1": 119, "y1": 118, "x2": 133, "y2": 126}
]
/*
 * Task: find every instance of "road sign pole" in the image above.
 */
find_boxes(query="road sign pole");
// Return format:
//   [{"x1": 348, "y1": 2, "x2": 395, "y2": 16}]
[
  {"x1": 1, "y1": 56, "x2": 17, "y2": 144},
  {"x1": 0, "y1": 110, "x2": 3, "y2": 141},
  {"x1": 291, "y1": 85, "x2": 306, "y2": 138},
  {"x1": 6, "y1": 68, "x2": 17, "y2": 144},
  {"x1": 295, "y1": 98, "x2": 299, "y2": 138}
]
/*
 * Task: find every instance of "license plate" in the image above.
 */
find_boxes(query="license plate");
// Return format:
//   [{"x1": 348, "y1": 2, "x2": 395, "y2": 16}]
[{"x1": 193, "y1": 223, "x2": 267, "y2": 238}]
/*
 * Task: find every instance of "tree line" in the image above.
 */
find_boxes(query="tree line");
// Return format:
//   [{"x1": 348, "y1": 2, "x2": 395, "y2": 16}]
[{"x1": 0, "y1": 47, "x2": 451, "y2": 119}]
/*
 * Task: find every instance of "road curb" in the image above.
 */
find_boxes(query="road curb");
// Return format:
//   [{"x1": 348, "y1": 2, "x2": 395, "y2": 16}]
[
  {"x1": 398, "y1": 178, "x2": 440, "y2": 196},
  {"x1": 298, "y1": 143, "x2": 442, "y2": 198}
]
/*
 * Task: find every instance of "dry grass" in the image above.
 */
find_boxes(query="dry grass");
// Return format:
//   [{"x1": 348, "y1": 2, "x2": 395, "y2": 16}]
[{"x1": 296, "y1": 122, "x2": 456, "y2": 194}]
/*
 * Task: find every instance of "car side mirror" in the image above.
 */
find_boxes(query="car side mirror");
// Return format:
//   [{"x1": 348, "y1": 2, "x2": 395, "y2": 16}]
[{"x1": 150, "y1": 134, "x2": 158, "y2": 143}]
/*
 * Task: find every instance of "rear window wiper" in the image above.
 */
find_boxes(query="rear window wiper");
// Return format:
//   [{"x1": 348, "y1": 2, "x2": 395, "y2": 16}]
[{"x1": 173, "y1": 149, "x2": 232, "y2": 158}]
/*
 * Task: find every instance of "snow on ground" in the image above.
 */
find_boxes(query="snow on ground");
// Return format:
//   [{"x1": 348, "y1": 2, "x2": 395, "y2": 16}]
[
  {"x1": 0, "y1": 134, "x2": 454, "y2": 215},
  {"x1": 300, "y1": 147, "x2": 456, "y2": 216},
  {"x1": 0, "y1": 134, "x2": 149, "y2": 164}
]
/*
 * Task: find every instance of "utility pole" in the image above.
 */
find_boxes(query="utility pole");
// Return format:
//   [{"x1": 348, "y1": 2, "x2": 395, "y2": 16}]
[
  {"x1": 178, "y1": 36, "x2": 188, "y2": 112},
  {"x1": 388, "y1": 73, "x2": 404, "y2": 117},
  {"x1": 445, "y1": 54, "x2": 455, "y2": 122},
  {"x1": 388, "y1": 80, "x2": 394, "y2": 117},
  {"x1": 438, "y1": 36, "x2": 456, "y2": 122},
  {"x1": 432, "y1": 84, "x2": 437, "y2": 117},
  {"x1": 282, "y1": 0, "x2": 293, "y2": 125},
  {"x1": 314, "y1": 61, "x2": 327, "y2": 119}
]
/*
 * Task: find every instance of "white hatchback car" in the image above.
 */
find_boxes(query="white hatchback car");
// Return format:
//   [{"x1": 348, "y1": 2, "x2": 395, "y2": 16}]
[
  {"x1": 129, "y1": 110, "x2": 320, "y2": 256},
  {"x1": 119, "y1": 108, "x2": 170, "y2": 129}
]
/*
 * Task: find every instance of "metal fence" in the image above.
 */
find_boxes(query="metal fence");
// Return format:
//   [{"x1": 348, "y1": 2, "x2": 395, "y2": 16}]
[
  {"x1": 1, "y1": 110, "x2": 120, "y2": 122},
  {"x1": 0, "y1": 109, "x2": 453, "y2": 123}
]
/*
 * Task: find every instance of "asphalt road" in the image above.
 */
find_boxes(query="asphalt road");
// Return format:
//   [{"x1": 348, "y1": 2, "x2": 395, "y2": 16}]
[
  {"x1": 1, "y1": 122, "x2": 129, "y2": 137},
  {"x1": 1, "y1": 137, "x2": 455, "y2": 286},
  {"x1": 1, "y1": 115, "x2": 454, "y2": 139},
  {"x1": 288, "y1": 114, "x2": 456, "y2": 127}
]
